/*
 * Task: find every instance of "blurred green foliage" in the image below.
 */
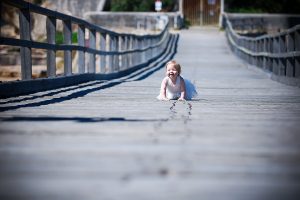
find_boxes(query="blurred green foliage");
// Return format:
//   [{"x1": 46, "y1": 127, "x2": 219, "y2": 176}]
[
  {"x1": 226, "y1": 0, "x2": 300, "y2": 14},
  {"x1": 108, "y1": 0, "x2": 176, "y2": 12},
  {"x1": 56, "y1": 32, "x2": 78, "y2": 45}
]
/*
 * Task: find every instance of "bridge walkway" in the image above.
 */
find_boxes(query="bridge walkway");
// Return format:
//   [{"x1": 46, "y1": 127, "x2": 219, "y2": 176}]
[{"x1": 0, "y1": 27, "x2": 300, "y2": 200}]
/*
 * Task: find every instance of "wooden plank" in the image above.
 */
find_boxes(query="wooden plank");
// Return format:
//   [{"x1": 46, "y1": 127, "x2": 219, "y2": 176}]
[{"x1": 1, "y1": 29, "x2": 300, "y2": 200}]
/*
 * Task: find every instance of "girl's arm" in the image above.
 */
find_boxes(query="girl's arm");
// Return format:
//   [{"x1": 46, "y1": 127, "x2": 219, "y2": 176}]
[
  {"x1": 159, "y1": 77, "x2": 168, "y2": 100},
  {"x1": 179, "y1": 77, "x2": 186, "y2": 101}
]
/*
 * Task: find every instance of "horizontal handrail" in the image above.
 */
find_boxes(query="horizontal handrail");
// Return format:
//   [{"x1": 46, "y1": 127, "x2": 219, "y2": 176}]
[
  {"x1": 0, "y1": 0, "x2": 171, "y2": 81},
  {"x1": 1, "y1": 0, "x2": 164, "y2": 38},
  {"x1": 224, "y1": 13, "x2": 300, "y2": 78},
  {"x1": 0, "y1": 30, "x2": 169, "y2": 55}
]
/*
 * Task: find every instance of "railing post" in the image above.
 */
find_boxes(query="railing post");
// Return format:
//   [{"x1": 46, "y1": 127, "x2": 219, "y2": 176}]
[
  {"x1": 267, "y1": 37, "x2": 273, "y2": 72},
  {"x1": 123, "y1": 36, "x2": 128, "y2": 69},
  {"x1": 272, "y1": 37, "x2": 279, "y2": 75},
  {"x1": 114, "y1": 36, "x2": 119, "y2": 71},
  {"x1": 110, "y1": 36, "x2": 116, "y2": 72},
  {"x1": 46, "y1": 16, "x2": 56, "y2": 77},
  {"x1": 127, "y1": 36, "x2": 131, "y2": 68},
  {"x1": 147, "y1": 39, "x2": 151, "y2": 61},
  {"x1": 63, "y1": 19, "x2": 72, "y2": 75},
  {"x1": 286, "y1": 33, "x2": 295, "y2": 77},
  {"x1": 149, "y1": 38, "x2": 153, "y2": 58},
  {"x1": 258, "y1": 39, "x2": 262, "y2": 68},
  {"x1": 132, "y1": 38, "x2": 137, "y2": 66},
  {"x1": 142, "y1": 39, "x2": 146, "y2": 63},
  {"x1": 120, "y1": 36, "x2": 126, "y2": 70},
  {"x1": 136, "y1": 38, "x2": 140, "y2": 64},
  {"x1": 129, "y1": 36, "x2": 133, "y2": 67},
  {"x1": 295, "y1": 30, "x2": 300, "y2": 77},
  {"x1": 107, "y1": 34, "x2": 113, "y2": 73},
  {"x1": 100, "y1": 32, "x2": 106, "y2": 73},
  {"x1": 137, "y1": 38, "x2": 140, "y2": 64},
  {"x1": 19, "y1": 7, "x2": 32, "y2": 80},
  {"x1": 262, "y1": 38, "x2": 268, "y2": 70},
  {"x1": 278, "y1": 35, "x2": 286, "y2": 76},
  {"x1": 253, "y1": 40, "x2": 257, "y2": 66},
  {"x1": 78, "y1": 25, "x2": 85, "y2": 74},
  {"x1": 88, "y1": 29, "x2": 96, "y2": 73},
  {"x1": 136, "y1": 38, "x2": 140, "y2": 65}
]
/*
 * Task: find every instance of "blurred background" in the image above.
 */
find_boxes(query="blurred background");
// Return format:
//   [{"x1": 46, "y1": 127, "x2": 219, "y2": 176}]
[{"x1": 1, "y1": 0, "x2": 300, "y2": 82}]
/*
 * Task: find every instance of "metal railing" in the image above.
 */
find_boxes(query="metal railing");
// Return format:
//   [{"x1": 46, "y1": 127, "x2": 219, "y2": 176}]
[
  {"x1": 0, "y1": 0, "x2": 171, "y2": 81},
  {"x1": 224, "y1": 13, "x2": 300, "y2": 78}
]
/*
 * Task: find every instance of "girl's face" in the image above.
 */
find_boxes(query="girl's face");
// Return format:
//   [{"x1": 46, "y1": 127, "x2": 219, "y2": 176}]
[{"x1": 166, "y1": 64, "x2": 179, "y2": 79}]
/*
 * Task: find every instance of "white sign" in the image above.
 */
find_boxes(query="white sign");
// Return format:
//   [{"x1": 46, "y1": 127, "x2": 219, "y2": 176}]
[{"x1": 155, "y1": 0, "x2": 162, "y2": 12}]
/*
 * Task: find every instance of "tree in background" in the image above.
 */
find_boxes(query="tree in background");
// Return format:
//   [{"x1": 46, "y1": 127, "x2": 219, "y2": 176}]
[
  {"x1": 107, "y1": 0, "x2": 177, "y2": 12},
  {"x1": 225, "y1": 0, "x2": 300, "y2": 14}
]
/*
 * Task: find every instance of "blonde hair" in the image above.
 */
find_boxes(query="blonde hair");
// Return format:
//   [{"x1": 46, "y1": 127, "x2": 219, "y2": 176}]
[{"x1": 165, "y1": 60, "x2": 181, "y2": 74}]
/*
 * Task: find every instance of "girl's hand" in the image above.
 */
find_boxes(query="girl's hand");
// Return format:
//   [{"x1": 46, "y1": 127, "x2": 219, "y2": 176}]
[
  {"x1": 178, "y1": 97, "x2": 185, "y2": 101},
  {"x1": 162, "y1": 97, "x2": 169, "y2": 101}
]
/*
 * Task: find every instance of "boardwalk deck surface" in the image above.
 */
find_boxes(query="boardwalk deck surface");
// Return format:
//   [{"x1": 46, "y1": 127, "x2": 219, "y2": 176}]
[{"x1": 1, "y1": 28, "x2": 300, "y2": 200}]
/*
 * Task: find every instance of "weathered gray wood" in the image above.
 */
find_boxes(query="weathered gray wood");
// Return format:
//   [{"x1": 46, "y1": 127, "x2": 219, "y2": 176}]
[
  {"x1": 140, "y1": 39, "x2": 148, "y2": 63},
  {"x1": 133, "y1": 38, "x2": 138, "y2": 66},
  {"x1": 126, "y1": 36, "x2": 131, "y2": 69},
  {"x1": 1, "y1": 29, "x2": 300, "y2": 200},
  {"x1": 278, "y1": 36, "x2": 286, "y2": 75},
  {"x1": 107, "y1": 34, "x2": 113, "y2": 73},
  {"x1": 46, "y1": 16, "x2": 56, "y2": 77},
  {"x1": 258, "y1": 40, "x2": 263, "y2": 68},
  {"x1": 295, "y1": 30, "x2": 300, "y2": 51},
  {"x1": 1, "y1": 0, "x2": 171, "y2": 83},
  {"x1": 262, "y1": 38, "x2": 268, "y2": 69},
  {"x1": 63, "y1": 19, "x2": 72, "y2": 76},
  {"x1": 19, "y1": 8, "x2": 32, "y2": 80},
  {"x1": 225, "y1": 15, "x2": 300, "y2": 80},
  {"x1": 149, "y1": 38, "x2": 153, "y2": 59},
  {"x1": 296, "y1": 57, "x2": 300, "y2": 77},
  {"x1": 294, "y1": 31, "x2": 300, "y2": 77},
  {"x1": 100, "y1": 33, "x2": 106, "y2": 73},
  {"x1": 286, "y1": 34, "x2": 295, "y2": 77},
  {"x1": 119, "y1": 36, "x2": 125, "y2": 70},
  {"x1": 110, "y1": 36, "x2": 116, "y2": 72},
  {"x1": 77, "y1": 25, "x2": 85, "y2": 74},
  {"x1": 88, "y1": 29, "x2": 96, "y2": 73},
  {"x1": 272, "y1": 38, "x2": 279, "y2": 75},
  {"x1": 129, "y1": 36, "x2": 133, "y2": 67},
  {"x1": 114, "y1": 36, "x2": 119, "y2": 72},
  {"x1": 119, "y1": 36, "x2": 123, "y2": 70}
]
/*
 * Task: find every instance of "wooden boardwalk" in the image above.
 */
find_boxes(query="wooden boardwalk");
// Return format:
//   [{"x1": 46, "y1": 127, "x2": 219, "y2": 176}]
[{"x1": 1, "y1": 27, "x2": 300, "y2": 200}]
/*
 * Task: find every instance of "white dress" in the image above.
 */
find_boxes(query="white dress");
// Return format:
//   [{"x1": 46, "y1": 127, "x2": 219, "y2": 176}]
[{"x1": 157, "y1": 76, "x2": 197, "y2": 100}]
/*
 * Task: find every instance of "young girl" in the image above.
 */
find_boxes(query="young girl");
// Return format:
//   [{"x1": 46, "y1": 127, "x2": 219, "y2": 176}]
[{"x1": 157, "y1": 60, "x2": 197, "y2": 101}]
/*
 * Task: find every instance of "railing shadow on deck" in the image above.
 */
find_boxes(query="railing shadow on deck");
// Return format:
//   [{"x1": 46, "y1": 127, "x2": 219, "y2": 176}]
[
  {"x1": 223, "y1": 13, "x2": 300, "y2": 87},
  {"x1": 0, "y1": 0, "x2": 178, "y2": 98},
  {"x1": 0, "y1": 34, "x2": 179, "y2": 112},
  {"x1": 0, "y1": 116, "x2": 168, "y2": 123}
]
